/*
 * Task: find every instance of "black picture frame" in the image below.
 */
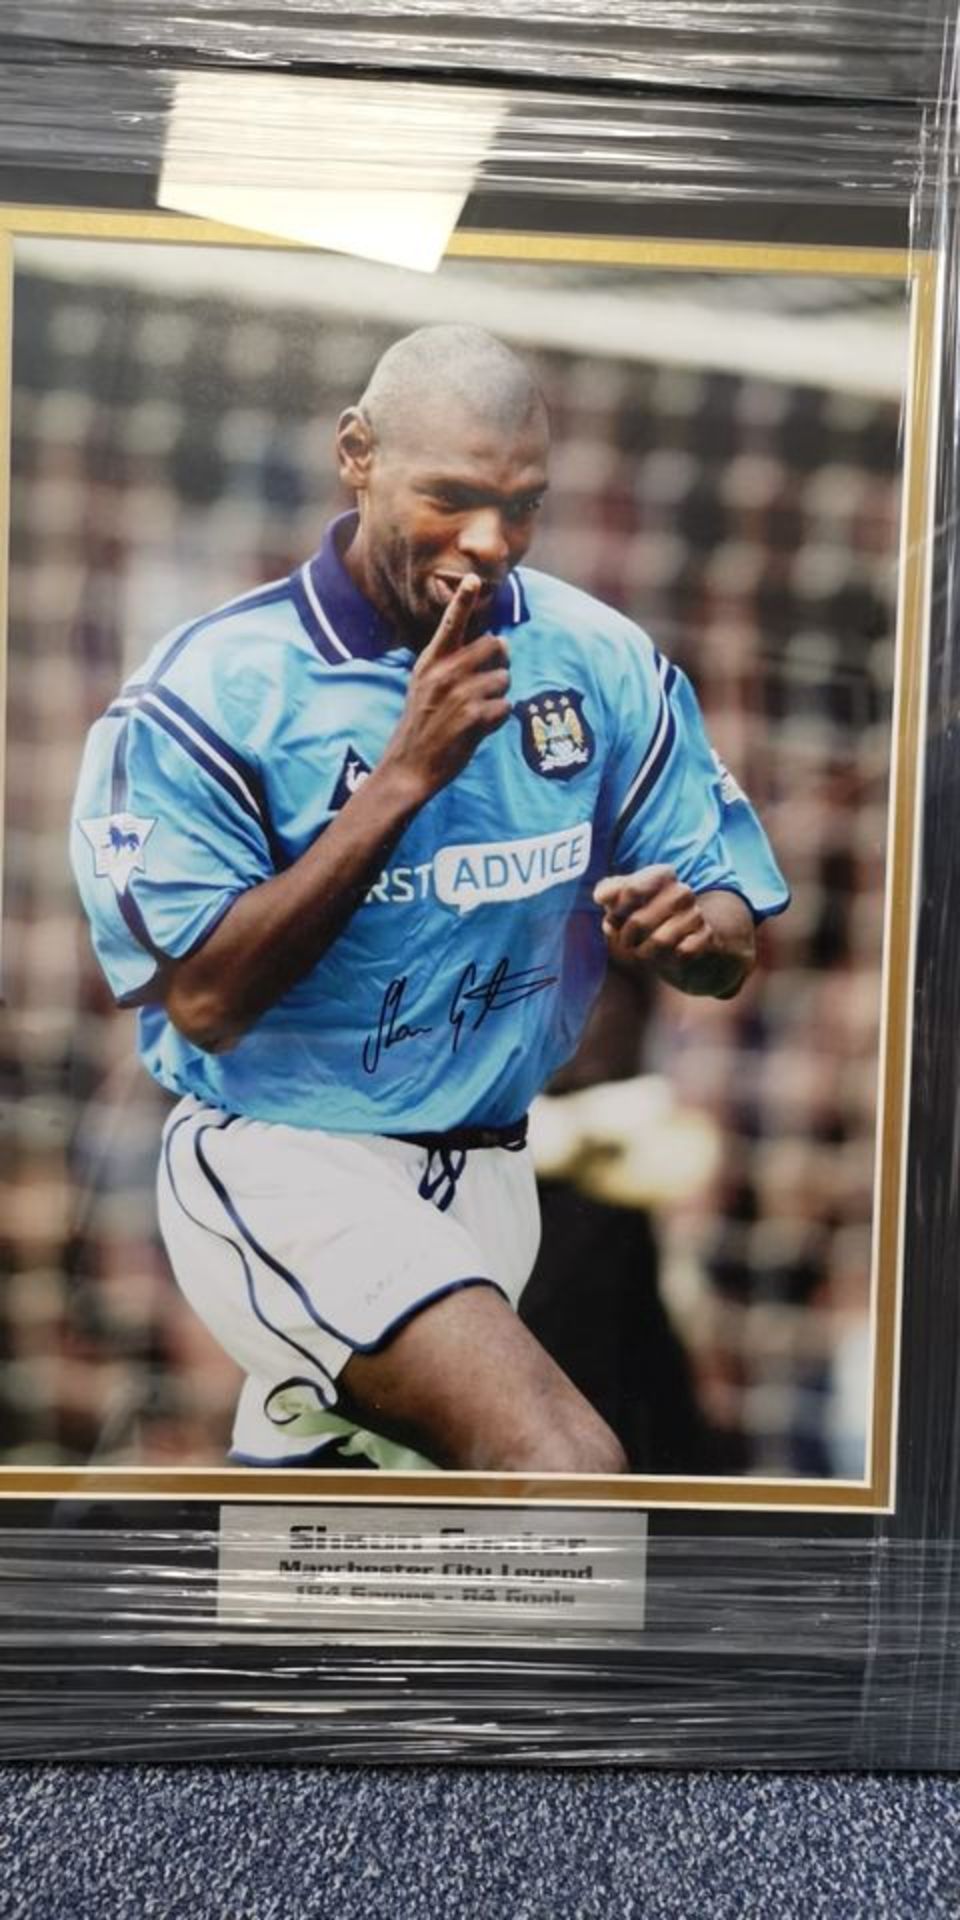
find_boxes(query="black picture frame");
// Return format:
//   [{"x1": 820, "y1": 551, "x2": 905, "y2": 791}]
[{"x1": 0, "y1": 153, "x2": 955, "y2": 1766}]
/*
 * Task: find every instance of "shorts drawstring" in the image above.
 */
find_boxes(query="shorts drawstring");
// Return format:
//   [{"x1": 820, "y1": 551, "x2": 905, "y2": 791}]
[
  {"x1": 401, "y1": 1117, "x2": 527, "y2": 1215},
  {"x1": 418, "y1": 1145, "x2": 468, "y2": 1214}
]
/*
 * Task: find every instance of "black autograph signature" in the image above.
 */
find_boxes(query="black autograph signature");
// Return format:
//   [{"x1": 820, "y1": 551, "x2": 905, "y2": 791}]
[
  {"x1": 361, "y1": 976, "x2": 434, "y2": 1076},
  {"x1": 361, "y1": 958, "x2": 558, "y2": 1074},
  {"x1": 448, "y1": 957, "x2": 558, "y2": 1054}
]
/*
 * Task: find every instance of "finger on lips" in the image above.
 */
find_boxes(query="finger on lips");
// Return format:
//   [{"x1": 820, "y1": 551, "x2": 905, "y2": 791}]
[{"x1": 429, "y1": 574, "x2": 481, "y2": 654}]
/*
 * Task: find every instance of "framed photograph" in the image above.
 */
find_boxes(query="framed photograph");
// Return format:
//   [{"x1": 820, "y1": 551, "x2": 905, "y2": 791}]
[
  {"x1": 0, "y1": 180, "x2": 953, "y2": 1764},
  {"x1": 0, "y1": 202, "x2": 935, "y2": 1499}
]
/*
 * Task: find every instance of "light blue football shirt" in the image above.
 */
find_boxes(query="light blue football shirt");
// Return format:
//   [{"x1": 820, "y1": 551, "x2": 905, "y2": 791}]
[{"x1": 71, "y1": 514, "x2": 790, "y2": 1132}]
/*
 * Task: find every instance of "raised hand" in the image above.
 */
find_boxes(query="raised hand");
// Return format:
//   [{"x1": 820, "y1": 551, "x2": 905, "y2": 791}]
[{"x1": 382, "y1": 574, "x2": 512, "y2": 800}]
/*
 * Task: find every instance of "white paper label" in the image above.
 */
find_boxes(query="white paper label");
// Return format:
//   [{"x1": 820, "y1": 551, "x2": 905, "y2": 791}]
[
  {"x1": 218, "y1": 1504, "x2": 648, "y2": 1636},
  {"x1": 159, "y1": 74, "x2": 507, "y2": 273}
]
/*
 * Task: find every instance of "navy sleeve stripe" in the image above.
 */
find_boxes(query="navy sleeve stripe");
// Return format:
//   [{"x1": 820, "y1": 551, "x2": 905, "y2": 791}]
[
  {"x1": 107, "y1": 723, "x2": 169, "y2": 961},
  {"x1": 143, "y1": 694, "x2": 290, "y2": 870},
  {"x1": 109, "y1": 718, "x2": 127, "y2": 815},
  {"x1": 116, "y1": 970, "x2": 164, "y2": 1008},
  {"x1": 119, "y1": 883, "x2": 247, "y2": 973},
  {"x1": 147, "y1": 684, "x2": 269, "y2": 819},
  {"x1": 614, "y1": 706, "x2": 678, "y2": 845},
  {"x1": 106, "y1": 682, "x2": 147, "y2": 718},
  {"x1": 109, "y1": 686, "x2": 266, "y2": 820},
  {"x1": 110, "y1": 685, "x2": 288, "y2": 865},
  {"x1": 117, "y1": 887, "x2": 168, "y2": 960},
  {"x1": 135, "y1": 698, "x2": 264, "y2": 827},
  {"x1": 147, "y1": 580, "x2": 291, "y2": 684},
  {"x1": 612, "y1": 656, "x2": 679, "y2": 845}
]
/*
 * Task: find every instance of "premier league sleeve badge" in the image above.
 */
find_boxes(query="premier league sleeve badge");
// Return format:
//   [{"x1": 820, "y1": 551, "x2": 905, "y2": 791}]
[
  {"x1": 76, "y1": 811, "x2": 158, "y2": 895},
  {"x1": 516, "y1": 689, "x2": 595, "y2": 781}
]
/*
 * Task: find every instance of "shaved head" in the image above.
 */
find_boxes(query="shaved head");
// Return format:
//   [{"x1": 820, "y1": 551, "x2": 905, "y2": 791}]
[
  {"x1": 336, "y1": 325, "x2": 550, "y2": 646},
  {"x1": 357, "y1": 325, "x2": 548, "y2": 448}
]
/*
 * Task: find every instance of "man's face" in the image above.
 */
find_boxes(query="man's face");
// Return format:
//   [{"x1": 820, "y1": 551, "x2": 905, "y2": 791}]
[{"x1": 342, "y1": 394, "x2": 549, "y2": 643}]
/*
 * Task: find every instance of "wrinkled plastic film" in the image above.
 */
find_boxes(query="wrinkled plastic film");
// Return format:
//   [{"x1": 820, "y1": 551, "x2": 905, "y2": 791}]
[
  {"x1": 0, "y1": 1533, "x2": 921, "y2": 1764},
  {"x1": 0, "y1": 77, "x2": 938, "y2": 202},
  {"x1": 1, "y1": 5, "x2": 959, "y2": 1769},
  {"x1": 0, "y1": 1533, "x2": 881, "y2": 1645},
  {"x1": 0, "y1": 1, "x2": 952, "y2": 99}
]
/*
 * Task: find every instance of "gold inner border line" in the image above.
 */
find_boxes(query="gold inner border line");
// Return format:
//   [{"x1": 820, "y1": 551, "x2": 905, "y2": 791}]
[
  {"x1": 0, "y1": 207, "x2": 919, "y2": 279},
  {"x1": 0, "y1": 227, "x2": 10, "y2": 975},
  {"x1": 867, "y1": 250, "x2": 938, "y2": 1507},
  {"x1": 0, "y1": 1466, "x2": 897, "y2": 1508},
  {"x1": 0, "y1": 209, "x2": 936, "y2": 1510}
]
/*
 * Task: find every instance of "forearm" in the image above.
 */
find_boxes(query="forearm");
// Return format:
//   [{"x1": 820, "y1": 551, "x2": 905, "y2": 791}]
[{"x1": 163, "y1": 760, "x2": 427, "y2": 1051}]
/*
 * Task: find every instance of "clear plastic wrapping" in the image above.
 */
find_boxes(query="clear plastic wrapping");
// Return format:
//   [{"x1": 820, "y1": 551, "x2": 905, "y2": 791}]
[
  {"x1": 0, "y1": 1, "x2": 952, "y2": 98},
  {"x1": 0, "y1": 1532, "x2": 931, "y2": 1764},
  {"x1": 0, "y1": 79, "x2": 937, "y2": 203},
  {"x1": 1, "y1": 2, "x2": 959, "y2": 1768}
]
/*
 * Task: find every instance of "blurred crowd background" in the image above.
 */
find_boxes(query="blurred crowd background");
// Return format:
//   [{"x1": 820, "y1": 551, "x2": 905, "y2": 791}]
[{"x1": 0, "y1": 241, "x2": 908, "y2": 1480}]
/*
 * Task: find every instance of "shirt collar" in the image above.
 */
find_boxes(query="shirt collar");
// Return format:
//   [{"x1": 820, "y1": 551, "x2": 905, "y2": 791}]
[{"x1": 293, "y1": 511, "x2": 528, "y2": 665}]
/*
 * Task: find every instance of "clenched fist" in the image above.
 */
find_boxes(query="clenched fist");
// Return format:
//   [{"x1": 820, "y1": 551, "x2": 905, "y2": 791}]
[
  {"x1": 594, "y1": 866, "x2": 715, "y2": 960},
  {"x1": 593, "y1": 867, "x2": 756, "y2": 999}
]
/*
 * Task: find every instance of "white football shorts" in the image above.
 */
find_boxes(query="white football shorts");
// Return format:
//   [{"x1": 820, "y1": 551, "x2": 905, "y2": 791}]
[{"x1": 157, "y1": 1096, "x2": 541, "y2": 1466}]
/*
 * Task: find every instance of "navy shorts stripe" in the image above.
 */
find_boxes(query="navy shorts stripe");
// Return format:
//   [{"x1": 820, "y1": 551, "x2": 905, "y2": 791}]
[
  {"x1": 167, "y1": 1108, "x2": 508, "y2": 1365},
  {"x1": 162, "y1": 1112, "x2": 339, "y2": 1397}
]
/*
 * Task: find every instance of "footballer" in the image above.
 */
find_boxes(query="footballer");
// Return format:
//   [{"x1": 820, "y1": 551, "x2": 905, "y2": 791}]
[{"x1": 71, "y1": 325, "x2": 788, "y2": 1476}]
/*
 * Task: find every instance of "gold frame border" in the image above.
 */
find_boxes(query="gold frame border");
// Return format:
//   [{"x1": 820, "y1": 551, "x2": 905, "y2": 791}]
[{"x1": 0, "y1": 210, "x2": 939, "y2": 1513}]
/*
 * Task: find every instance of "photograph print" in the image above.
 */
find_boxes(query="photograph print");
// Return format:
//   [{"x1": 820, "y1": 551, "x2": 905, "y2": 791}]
[{"x1": 0, "y1": 213, "x2": 935, "y2": 1505}]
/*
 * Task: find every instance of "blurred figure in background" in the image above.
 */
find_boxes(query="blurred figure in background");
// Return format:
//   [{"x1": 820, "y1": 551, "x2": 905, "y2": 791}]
[{"x1": 522, "y1": 962, "x2": 735, "y2": 1474}]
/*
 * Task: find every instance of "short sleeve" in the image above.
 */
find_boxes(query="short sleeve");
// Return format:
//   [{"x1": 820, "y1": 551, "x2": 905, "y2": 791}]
[
  {"x1": 607, "y1": 649, "x2": 790, "y2": 922},
  {"x1": 70, "y1": 697, "x2": 274, "y2": 1005}
]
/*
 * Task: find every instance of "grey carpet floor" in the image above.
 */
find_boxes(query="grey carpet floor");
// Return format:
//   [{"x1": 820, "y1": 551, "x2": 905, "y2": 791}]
[{"x1": 0, "y1": 1766, "x2": 958, "y2": 1918}]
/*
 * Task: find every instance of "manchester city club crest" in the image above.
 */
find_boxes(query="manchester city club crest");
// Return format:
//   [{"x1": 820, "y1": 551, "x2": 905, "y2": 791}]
[{"x1": 516, "y1": 689, "x2": 595, "y2": 781}]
